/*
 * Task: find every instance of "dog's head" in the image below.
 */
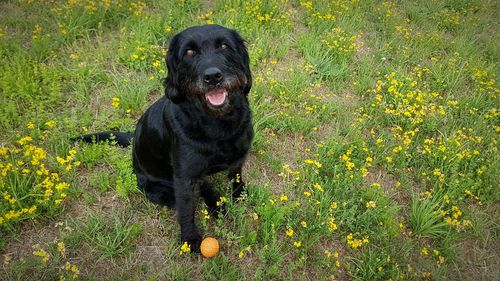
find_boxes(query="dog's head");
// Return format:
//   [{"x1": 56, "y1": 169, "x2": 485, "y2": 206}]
[{"x1": 163, "y1": 25, "x2": 252, "y2": 115}]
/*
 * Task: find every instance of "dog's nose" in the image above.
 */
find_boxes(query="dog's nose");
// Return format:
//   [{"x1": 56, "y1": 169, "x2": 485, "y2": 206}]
[{"x1": 203, "y1": 67, "x2": 223, "y2": 85}]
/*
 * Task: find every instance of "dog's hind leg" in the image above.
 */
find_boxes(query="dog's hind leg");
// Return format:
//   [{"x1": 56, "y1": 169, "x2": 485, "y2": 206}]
[{"x1": 136, "y1": 174, "x2": 176, "y2": 208}]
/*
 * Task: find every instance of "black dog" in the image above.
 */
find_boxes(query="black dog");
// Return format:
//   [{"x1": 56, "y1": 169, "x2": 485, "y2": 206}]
[{"x1": 78, "y1": 25, "x2": 253, "y2": 252}]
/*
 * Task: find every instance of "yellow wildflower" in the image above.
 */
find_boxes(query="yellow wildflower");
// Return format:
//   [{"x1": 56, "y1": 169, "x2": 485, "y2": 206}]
[
  {"x1": 57, "y1": 242, "x2": 66, "y2": 257},
  {"x1": 301, "y1": 220, "x2": 307, "y2": 228},
  {"x1": 112, "y1": 97, "x2": 120, "y2": 108},
  {"x1": 45, "y1": 120, "x2": 56, "y2": 128},
  {"x1": 17, "y1": 136, "x2": 33, "y2": 146},
  {"x1": 366, "y1": 201, "x2": 377, "y2": 209},
  {"x1": 179, "y1": 242, "x2": 191, "y2": 255},
  {"x1": 313, "y1": 183, "x2": 324, "y2": 192},
  {"x1": 421, "y1": 247, "x2": 429, "y2": 256},
  {"x1": 216, "y1": 196, "x2": 228, "y2": 206},
  {"x1": 33, "y1": 248, "x2": 50, "y2": 263}
]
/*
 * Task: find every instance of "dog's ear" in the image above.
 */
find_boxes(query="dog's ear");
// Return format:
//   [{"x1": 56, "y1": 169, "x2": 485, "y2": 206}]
[
  {"x1": 243, "y1": 69, "x2": 252, "y2": 97},
  {"x1": 230, "y1": 30, "x2": 250, "y2": 69},
  {"x1": 162, "y1": 76, "x2": 184, "y2": 104},
  {"x1": 241, "y1": 38, "x2": 252, "y2": 97},
  {"x1": 164, "y1": 34, "x2": 185, "y2": 104},
  {"x1": 231, "y1": 30, "x2": 252, "y2": 97}
]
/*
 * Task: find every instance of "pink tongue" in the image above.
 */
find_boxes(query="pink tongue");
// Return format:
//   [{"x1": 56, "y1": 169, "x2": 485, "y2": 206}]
[{"x1": 205, "y1": 89, "x2": 227, "y2": 106}]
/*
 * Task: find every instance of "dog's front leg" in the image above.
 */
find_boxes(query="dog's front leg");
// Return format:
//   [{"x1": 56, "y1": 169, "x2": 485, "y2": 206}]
[{"x1": 175, "y1": 178, "x2": 202, "y2": 252}]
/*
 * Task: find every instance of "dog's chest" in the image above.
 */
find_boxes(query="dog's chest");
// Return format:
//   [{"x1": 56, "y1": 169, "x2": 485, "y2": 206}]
[
  {"x1": 203, "y1": 136, "x2": 249, "y2": 173},
  {"x1": 210, "y1": 139, "x2": 246, "y2": 163}
]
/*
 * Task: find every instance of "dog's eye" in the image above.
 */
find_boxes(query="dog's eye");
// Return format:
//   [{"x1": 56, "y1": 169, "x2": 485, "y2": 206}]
[
  {"x1": 185, "y1": 49, "x2": 195, "y2": 56},
  {"x1": 220, "y1": 43, "x2": 228, "y2": 50}
]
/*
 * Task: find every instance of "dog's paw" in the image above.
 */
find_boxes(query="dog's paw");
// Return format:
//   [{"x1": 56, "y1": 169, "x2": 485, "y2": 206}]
[{"x1": 181, "y1": 233, "x2": 202, "y2": 253}]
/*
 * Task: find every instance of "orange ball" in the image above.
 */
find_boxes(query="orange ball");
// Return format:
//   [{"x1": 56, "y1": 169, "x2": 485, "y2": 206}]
[{"x1": 200, "y1": 237, "x2": 219, "y2": 258}]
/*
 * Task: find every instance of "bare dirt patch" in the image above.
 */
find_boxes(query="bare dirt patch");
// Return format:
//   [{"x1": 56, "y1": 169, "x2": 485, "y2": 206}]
[
  {"x1": 1, "y1": 219, "x2": 60, "y2": 261},
  {"x1": 363, "y1": 167, "x2": 409, "y2": 205},
  {"x1": 447, "y1": 203, "x2": 500, "y2": 280}
]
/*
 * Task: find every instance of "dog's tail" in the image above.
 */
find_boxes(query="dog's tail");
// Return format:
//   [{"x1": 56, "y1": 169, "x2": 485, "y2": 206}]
[{"x1": 72, "y1": 131, "x2": 133, "y2": 147}]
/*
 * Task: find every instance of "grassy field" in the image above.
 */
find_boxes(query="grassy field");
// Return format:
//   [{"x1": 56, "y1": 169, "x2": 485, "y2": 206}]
[{"x1": 0, "y1": 0, "x2": 499, "y2": 280}]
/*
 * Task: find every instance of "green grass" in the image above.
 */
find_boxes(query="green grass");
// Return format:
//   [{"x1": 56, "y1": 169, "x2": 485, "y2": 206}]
[
  {"x1": 409, "y1": 194, "x2": 450, "y2": 238},
  {"x1": 1, "y1": 0, "x2": 499, "y2": 280},
  {"x1": 63, "y1": 212, "x2": 142, "y2": 260}
]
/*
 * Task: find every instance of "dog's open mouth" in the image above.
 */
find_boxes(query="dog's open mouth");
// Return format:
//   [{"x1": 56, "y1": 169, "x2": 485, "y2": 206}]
[{"x1": 204, "y1": 88, "x2": 228, "y2": 107}]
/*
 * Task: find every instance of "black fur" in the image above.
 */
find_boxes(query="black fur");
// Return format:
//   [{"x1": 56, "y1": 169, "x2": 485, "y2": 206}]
[
  {"x1": 77, "y1": 25, "x2": 253, "y2": 252},
  {"x1": 74, "y1": 131, "x2": 133, "y2": 147}
]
